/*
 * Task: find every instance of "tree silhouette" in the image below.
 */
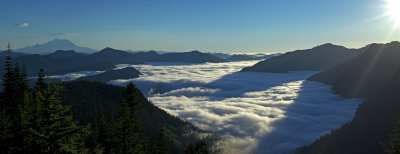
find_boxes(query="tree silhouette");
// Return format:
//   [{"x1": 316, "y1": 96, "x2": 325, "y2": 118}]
[{"x1": 112, "y1": 82, "x2": 144, "y2": 154}]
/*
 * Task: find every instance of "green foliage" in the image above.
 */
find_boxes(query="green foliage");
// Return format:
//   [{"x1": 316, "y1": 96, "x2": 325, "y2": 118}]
[
  {"x1": 153, "y1": 127, "x2": 169, "y2": 154},
  {"x1": 60, "y1": 81, "x2": 206, "y2": 153},
  {"x1": 385, "y1": 121, "x2": 400, "y2": 154},
  {"x1": 185, "y1": 135, "x2": 221, "y2": 154},
  {"x1": 1, "y1": 49, "x2": 91, "y2": 153},
  {"x1": 1, "y1": 48, "x2": 30, "y2": 153},
  {"x1": 35, "y1": 68, "x2": 47, "y2": 90},
  {"x1": 1, "y1": 47, "x2": 217, "y2": 153},
  {"x1": 23, "y1": 85, "x2": 90, "y2": 153},
  {"x1": 112, "y1": 83, "x2": 144, "y2": 154}
]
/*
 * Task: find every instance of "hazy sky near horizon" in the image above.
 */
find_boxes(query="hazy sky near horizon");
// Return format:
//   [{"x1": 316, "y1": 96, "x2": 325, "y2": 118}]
[{"x1": 0, "y1": 0, "x2": 399, "y2": 53}]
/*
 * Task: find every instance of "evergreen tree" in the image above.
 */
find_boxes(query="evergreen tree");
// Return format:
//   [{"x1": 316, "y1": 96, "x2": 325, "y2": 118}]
[
  {"x1": 13, "y1": 63, "x2": 30, "y2": 107},
  {"x1": 7, "y1": 63, "x2": 30, "y2": 153},
  {"x1": 385, "y1": 121, "x2": 400, "y2": 154},
  {"x1": 0, "y1": 109, "x2": 13, "y2": 153},
  {"x1": 185, "y1": 135, "x2": 220, "y2": 154},
  {"x1": 2, "y1": 42, "x2": 15, "y2": 110},
  {"x1": 153, "y1": 127, "x2": 169, "y2": 154},
  {"x1": 94, "y1": 111, "x2": 112, "y2": 154},
  {"x1": 25, "y1": 85, "x2": 90, "y2": 153},
  {"x1": 35, "y1": 68, "x2": 47, "y2": 90},
  {"x1": 21, "y1": 71, "x2": 46, "y2": 152},
  {"x1": 21, "y1": 66, "x2": 29, "y2": 89},
  {"x1": 0, "y1": 43, "x2": 14, "y2": 153},
  {"x1": 0, "y1": 43, "x2": 28, "y2": 153},
  {"x1": 112, "y1": 82, "x2": 144, "y2": 154}
]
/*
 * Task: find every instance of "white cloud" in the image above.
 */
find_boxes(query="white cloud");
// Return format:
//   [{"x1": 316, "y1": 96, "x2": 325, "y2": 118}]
[
  {"x1": 160, "y1": 87, "x2": 220, "y2": 97},
  {"x1": 109, "y1": 61, "x2": 362, "y2": 154},
  {"x1": 18, "y1": 22, "x2": 29, "y2": 28}
]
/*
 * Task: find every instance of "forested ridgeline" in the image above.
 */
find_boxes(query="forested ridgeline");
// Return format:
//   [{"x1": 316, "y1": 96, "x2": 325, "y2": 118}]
[{"x1": 0, "y1": 47, "x2": 220, "y2": 153}]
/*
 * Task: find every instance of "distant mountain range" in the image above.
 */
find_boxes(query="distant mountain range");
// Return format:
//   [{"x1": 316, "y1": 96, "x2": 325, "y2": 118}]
[
  {"x1": 207, "y1": 52, "x2": 279, "y2": 62},
  {"x1": 153, "y1": 50, "x2": 226, "y2": 63},
  {"x1": 88, "y1": 48, "x2": 227, "y2": 64},
  {"x1": 0, "y1": 51, "x2": 26, "y2": 57},
  {"x1": 300, "y1": 41, "x2": 400, "y2": 154},
  {"x1": 0, "y1": 46, "x2": 228, "y2": 76},
  {"x1": 226, "y1": 54, "x2": 278, "y2": 61},
  {"x1": 241, "y1": 43, "x2": 363, "y2": 73},
  {"x1": 2, "y1": 50, "x2": 116, "y2": 76},
  {"x1": 207, "y1": 52, "x2": 232, "y2": 59},
  {"x1": 11, "y1": 39, "x2": 97, "y2": 54}
]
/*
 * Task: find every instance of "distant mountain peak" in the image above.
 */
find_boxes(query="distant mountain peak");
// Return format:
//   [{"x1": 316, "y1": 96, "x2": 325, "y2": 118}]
[
  {"x1": 39, "y1": 39, "x2": 77, "y2": 48},
  {"x1": 54, "y1": 49, "x2": 77, "y2": 53},
  {"x1": 189, "y1": 50, "x2": 201, "y2": 53},
  {"x1": 315, "y1": 43, "x2": 339, "y2": 48},
  {"x1": 311, "y1": 43, "x2": 347, "y2": 51},
  {"x1": 99, "y1": 47, "x2": 120, "y2": 53},
  {"x1": 148, "y1": 50, "x2": 158, "y2": 54},
  {"x1": 14, "y1": 39, "x2": 96, "y2": 54},
  {"x1": 95, "y1": 47, "x2": 132, "y2": 56},
  {"x1": 46, "y1": 50, "x2": 81, "y2": 58},
  {"x1": 49, "y1": 38, "x2": 71, "y2": 42},
  {"x1": 101, "y1": 47, "x2": 113, "y2": 50}
]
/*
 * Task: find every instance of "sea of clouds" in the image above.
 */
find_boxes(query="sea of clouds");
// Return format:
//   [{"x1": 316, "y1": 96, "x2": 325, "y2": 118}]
[{"x1": 107, "y1": 61, "x2": 362, "y2": 154}]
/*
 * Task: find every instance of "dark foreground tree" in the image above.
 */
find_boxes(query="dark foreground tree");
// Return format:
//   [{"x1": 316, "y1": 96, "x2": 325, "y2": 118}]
[
  {"x1": 0, "y1": 44, "x2": 30, "y2": 153},
  {"x1": 185, "y1": 135, "x2": 221, "y2": 154},
  {"x1": 1, "y1": 45, "x2": 208, "y2": 153},
  {"x1": 112, "y1": 82, "x2": 144, "y2": 154},
  {"x1": 23, "y1": 84, "x2": 90, "y2": 153},
  {"x1": 385, "y1": 121, "x2": 400, "y2": 154},
  {"x1": 153, "y1": 127, "x2": 169, "y2": 154}
]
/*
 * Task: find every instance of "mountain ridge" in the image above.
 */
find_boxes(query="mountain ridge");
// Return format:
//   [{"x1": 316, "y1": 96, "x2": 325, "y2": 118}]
[
  {"x1": 300, "y1": 41, "x2": 400, "y2": 154},
  {"x1": 241, "y1": 43, "x2": 363, "y2": 73},
  {"x1": 12, "y1": 39, "x2": 97, "y2": 54}
]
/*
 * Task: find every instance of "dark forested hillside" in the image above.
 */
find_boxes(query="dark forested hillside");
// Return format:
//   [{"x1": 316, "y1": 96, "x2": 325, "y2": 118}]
[
  {"x1": 241, "y1": 43, "x2": 362, "y2": 73},
  {"x1": 300, "y1": 41, "x2": 400, "y2": 154},
  {"x1": 61, "y1": 81, "x2": 206, "y2": 153},
  {"x1": 0, "y1": 48, "x2": 219, "y2": 153},
  {"x1": 309, "y1": 42, "x2": 400, "y2": 98},
  {"x1": 75, "y1": 67, "x2": 141, "y2": 83}
]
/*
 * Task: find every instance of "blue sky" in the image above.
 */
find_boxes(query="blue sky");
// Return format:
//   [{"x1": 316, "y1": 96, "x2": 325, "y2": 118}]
[{"x1": 0, "y1": 0, "x2": 399, "y2": 53}]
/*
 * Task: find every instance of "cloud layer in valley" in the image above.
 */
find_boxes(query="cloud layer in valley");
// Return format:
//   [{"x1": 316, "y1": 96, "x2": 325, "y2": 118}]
[{"x1": 109, "y1": 61, "x2": 362, "y2": 154}]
